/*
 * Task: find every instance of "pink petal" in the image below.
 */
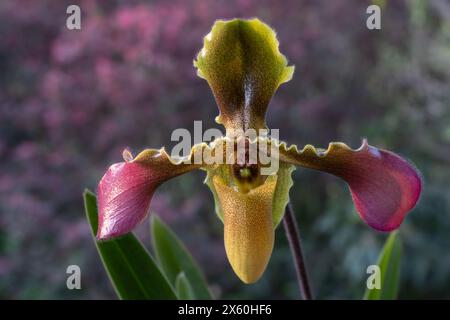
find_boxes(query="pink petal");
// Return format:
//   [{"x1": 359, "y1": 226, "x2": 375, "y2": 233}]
[
  {"x1": 97, "y1": 148, "x2": 200, "y2": 240},
  {"x1": 97, "y1": 162, "x2": 160, "y2": 240},
  {"x1": 346, "y1": 145, "x2": 422, "y2": 231},
  {"x1": 279, "y1": 139, "x2": 422, "y2": 231}
]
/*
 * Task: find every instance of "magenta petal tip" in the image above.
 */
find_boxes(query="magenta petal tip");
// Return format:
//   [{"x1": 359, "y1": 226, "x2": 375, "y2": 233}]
[
  {"x1": 96, "y1": 162, "x2": 157, "y2": 240},
  {"x1": 348, "y1": 147, "x2": 422, "y2": 232}
]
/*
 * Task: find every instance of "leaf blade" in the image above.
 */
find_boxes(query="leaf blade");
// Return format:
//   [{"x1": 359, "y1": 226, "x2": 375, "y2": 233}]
[
  {"x1": 175, "y1": 272, "x2": 195, "y2": 300},
  {"x1": 151, "y1": 215, "x2": 212, "y2": 299},
  {"x1": 84, "y1": 189, "x2": 177, "y2": 300},
  {"x1": 364, "y1": 231, "x2": 402, "y2": 300}
]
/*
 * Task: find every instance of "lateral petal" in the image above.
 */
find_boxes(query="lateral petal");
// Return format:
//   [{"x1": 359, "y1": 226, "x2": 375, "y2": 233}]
[
  {"x1": 97, "y1": 146, "x2": 204, "y2": 240},
  {"x1": 278, "y1": 139, "x2": 422, "y2": 231}
]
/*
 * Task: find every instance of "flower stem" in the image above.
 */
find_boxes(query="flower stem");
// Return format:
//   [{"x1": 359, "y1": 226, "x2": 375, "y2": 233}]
[{"x1": 283, "y1": 203, "x2": 313, "y2": 300}]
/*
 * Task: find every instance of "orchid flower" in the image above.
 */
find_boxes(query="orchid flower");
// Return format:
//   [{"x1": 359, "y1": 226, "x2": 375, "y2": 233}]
[{"x1": 97, "y1": 18, "x2": 422, "y2": 284}]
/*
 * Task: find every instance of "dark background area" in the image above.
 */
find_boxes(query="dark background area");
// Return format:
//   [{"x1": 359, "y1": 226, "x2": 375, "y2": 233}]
[{"x1": 0, "y1": 0, "x2": 449, "y2": 299}]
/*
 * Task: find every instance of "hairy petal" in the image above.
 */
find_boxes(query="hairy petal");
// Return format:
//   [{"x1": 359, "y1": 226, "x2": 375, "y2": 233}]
[
  {"x1": 279, "y1": 139, "x2": 422, "y2": 231},
  {"x1": 97, "y1": 146, "x2": 204, "y2": 240},
  {"x1": 213, "y1": 174, "x2": 277, "y2": 284},
  {"x1": 194, "y1": 18, "x2": 294, "y2": 134}
]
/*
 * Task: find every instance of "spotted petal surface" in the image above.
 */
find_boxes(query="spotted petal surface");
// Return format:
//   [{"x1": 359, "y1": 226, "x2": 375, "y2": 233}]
[{"x1": 194, "y1": 18, "x2": 294, "y2": 134}]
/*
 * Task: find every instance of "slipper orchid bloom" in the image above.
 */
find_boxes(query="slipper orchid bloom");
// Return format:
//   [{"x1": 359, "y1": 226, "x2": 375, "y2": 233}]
[{"x1": 97, "y1": 18, "x2": 422, "y2": 284}]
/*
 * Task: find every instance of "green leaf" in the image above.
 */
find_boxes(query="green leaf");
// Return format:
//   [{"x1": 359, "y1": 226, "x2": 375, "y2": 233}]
[
  {"x1": 151, "y1": 215, "x2": 213, "y2": 299},
  {"x1": 364, "y1": 231, "x2": 402, "y2": 300},
  {"x1": 175, "y1": 272, "x2": 195, "y2": 300},
  {"x1": 83, "y1": 189, "x2": 177, "y2": 300}
]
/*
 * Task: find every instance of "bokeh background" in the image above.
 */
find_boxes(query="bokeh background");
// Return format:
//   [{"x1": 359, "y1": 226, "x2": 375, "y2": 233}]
[{"x1": 1, "y1": 0, "x2": 449, "y2": 299}]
